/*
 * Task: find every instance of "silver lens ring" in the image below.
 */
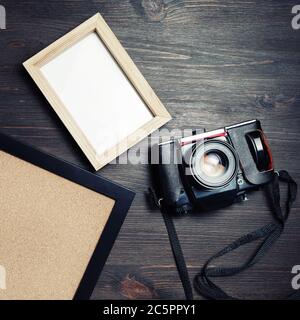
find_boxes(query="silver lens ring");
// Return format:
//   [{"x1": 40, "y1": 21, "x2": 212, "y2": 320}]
[{"x1": 190, "y1": 140, "x2": 238, "y2": 189}]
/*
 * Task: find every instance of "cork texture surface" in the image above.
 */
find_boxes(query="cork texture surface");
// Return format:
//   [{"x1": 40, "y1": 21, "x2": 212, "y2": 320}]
[{"x1": 0, "y1": 151, "x2": 115, "y2": 300}]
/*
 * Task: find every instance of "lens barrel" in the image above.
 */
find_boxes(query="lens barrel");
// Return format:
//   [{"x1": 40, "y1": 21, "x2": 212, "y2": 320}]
[{"x1": 190, "y1": 140, "x2": 238, "y2": 189}]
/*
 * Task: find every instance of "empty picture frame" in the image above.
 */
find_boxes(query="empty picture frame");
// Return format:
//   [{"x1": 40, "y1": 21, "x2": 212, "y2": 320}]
[
  {"x1": 0, "y1": 132, "x2": 135, "y2": 300},
  {"x1": 23, "y1": 13, "x2": 172, "y2": 170}
]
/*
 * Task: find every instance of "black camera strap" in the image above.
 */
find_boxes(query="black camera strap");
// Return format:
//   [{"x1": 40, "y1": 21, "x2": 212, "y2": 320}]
[
  {"x1": 161, "y1": 209, "x2": 194, "y2": 300},
  {"x1": 151, "y1": 170, "x2": 300, "y2": 300}
]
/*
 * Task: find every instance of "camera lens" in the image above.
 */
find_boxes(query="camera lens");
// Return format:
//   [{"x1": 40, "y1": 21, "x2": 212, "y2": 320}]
[
  {"x1": 200, "y1": 152, "x2": 227, "y2": 177},
  {"x1": 190, "y1": 140, "x2": 238, "y2": 189}
]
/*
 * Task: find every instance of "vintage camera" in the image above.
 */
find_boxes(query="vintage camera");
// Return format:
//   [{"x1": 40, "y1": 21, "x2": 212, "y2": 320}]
[{"x1": 152, "y1": 120, "x2": 275, "y2": 214}]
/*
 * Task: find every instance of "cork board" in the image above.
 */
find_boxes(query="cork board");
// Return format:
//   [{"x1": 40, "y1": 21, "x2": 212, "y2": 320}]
[{"x1": 0, "y1": 133, "x2": 135, "y2": 300}]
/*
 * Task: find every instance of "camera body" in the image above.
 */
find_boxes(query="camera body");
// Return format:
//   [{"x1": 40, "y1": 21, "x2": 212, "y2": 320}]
[{"x1": 152, "y1": 120, "x2": 274, "y2": 214}]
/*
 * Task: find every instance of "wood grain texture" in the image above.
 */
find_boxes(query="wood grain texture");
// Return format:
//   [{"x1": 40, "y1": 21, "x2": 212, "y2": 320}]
[{"x1": 0, "y1": 0, "x2": 300, "y2": 300}]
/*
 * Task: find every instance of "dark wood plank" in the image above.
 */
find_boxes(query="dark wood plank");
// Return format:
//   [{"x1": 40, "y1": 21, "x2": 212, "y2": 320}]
[{"x1": 0, "y1": 0, "x2": 299, "y2": 300}]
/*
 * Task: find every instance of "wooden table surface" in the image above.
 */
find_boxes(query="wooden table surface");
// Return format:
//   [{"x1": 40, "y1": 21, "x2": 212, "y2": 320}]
[{"x1": 1, "y1": 0, "x2": 300, "y2": 300}]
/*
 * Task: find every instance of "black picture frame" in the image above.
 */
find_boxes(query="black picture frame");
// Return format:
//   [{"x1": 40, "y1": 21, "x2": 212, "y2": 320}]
[{"x1": 0, "y1": 132, "x2": 135, "y2": 300}]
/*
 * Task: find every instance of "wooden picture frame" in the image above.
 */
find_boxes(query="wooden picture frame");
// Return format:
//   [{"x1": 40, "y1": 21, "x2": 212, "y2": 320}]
[{"x1": 23, "y1": 13, "x2": 171, "y2": 170}]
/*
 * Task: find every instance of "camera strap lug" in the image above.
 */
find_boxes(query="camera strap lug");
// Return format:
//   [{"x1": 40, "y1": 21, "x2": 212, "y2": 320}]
[
  {"x1": 242, "y1": 193, "x2": 249, "y2": 201},
  {"x1": 148, "y1": 187, "x2": 164, "y2": 209}
]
